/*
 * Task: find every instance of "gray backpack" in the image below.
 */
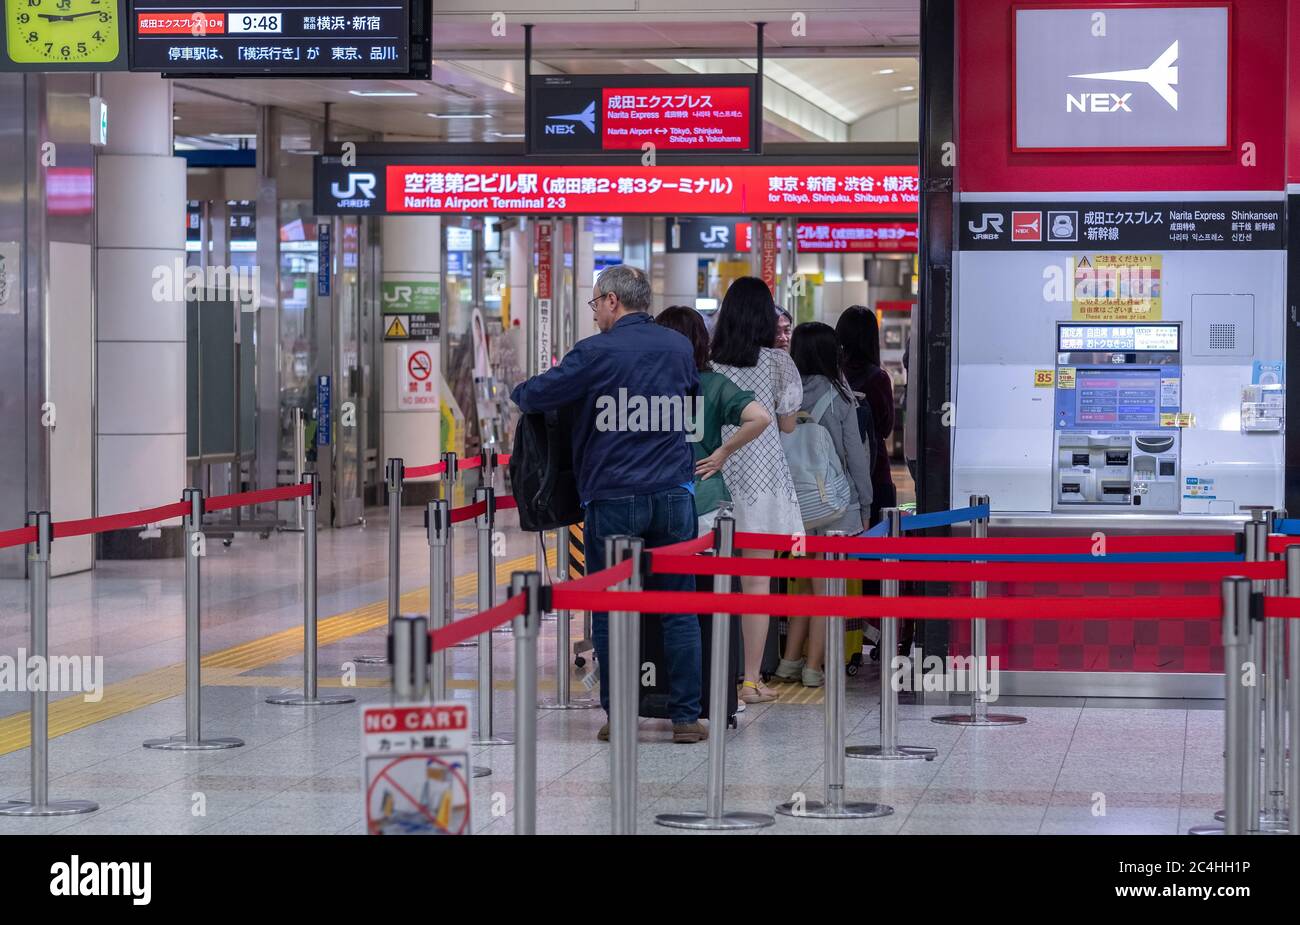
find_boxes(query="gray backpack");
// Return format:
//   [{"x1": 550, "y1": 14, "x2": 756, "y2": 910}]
[{"x1": 780, "y1": 391, "x2": 852, "y2": 530}]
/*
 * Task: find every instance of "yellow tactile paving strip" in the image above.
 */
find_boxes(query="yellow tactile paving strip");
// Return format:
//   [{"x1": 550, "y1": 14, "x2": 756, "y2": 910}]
[{"x1": 0, "y1": 547, "x2": 556, "y2": 755}]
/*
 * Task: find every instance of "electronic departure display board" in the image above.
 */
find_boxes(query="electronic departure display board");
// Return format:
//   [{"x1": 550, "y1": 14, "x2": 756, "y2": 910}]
[
  {"x1": 128, "y1": 0, "x2": 429, "y2": 76},
  {"x1": 528, "y1": 74, "x2": 761, "y2": 156}
]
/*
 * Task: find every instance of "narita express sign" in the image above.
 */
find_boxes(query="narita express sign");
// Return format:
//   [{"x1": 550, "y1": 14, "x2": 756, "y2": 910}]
[{"x1": 386, "y1": 164, "x2": 918, "y2": 216}]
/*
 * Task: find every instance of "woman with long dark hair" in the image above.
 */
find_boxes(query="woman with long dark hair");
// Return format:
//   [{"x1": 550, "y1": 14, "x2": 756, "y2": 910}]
[
  {"x1": 774, "y1": 322, "x2": 874, "y2": 687},
  {"x1": 654, "y1": 306, "x2": 770, "y2": 534},
  {"x1": 710, "y1": 277, "x2": 803, "y2": 703},
  {"x1": 835, "y1": 305, "x2": 896, "y2": 524}
]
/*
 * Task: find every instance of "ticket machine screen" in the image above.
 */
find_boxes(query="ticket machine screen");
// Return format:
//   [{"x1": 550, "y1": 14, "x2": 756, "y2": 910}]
[{"x1": 1053, "y1": 323, "x2": 1181, "y2": 512}]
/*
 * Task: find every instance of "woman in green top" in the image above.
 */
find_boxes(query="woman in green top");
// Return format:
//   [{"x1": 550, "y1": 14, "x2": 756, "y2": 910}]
[{"x1": 655, "y1": 306, "x2": 771, "y2": 535}]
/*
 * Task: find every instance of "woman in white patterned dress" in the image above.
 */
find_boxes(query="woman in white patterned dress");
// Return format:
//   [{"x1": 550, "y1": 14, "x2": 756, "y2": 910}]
[{"x1": 710, "y1": 277, "x2": 803, "y2": 703}]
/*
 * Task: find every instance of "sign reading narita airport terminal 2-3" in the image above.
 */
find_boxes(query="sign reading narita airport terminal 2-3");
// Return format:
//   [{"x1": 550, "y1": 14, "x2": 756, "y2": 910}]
[
  {"x1": 314, "y1": 160, "x2": 920, "y2": 216},
  {"x1": 0, "y1": 0, "x2": 128, "y2": 70},
  {"x1": 959, "y1": 201, "x2": 1283, "y2": 250},
  {"x1": 128, "y1": 0, "x2": 413, "y2": 75},
  {"x1": 1014, "y1": 5, "x2": 1229, "y2": 151}
]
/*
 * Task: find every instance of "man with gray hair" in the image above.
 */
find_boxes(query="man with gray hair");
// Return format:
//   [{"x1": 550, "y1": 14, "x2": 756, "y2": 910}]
[{"x1": 511, "y1": 264, "x2": 706, "y2": 743}]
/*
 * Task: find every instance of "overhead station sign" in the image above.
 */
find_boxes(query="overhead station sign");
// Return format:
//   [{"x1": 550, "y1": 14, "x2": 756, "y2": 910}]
[
  {"x1": 313, "y1": 162, "x2": 919, "y2": 216},
  {"x1": 666, "y1": 218, "x2": 919, "y2": 253},
  {"x1": 128, "y1": 0, "x2": 413, "y2": 74},
  {"x1": 528, "y1": 74, "x2": 759, "y2": 155},
  {"x1": 1013, "y1": 5, "x2": 1229, "y2": 151}
]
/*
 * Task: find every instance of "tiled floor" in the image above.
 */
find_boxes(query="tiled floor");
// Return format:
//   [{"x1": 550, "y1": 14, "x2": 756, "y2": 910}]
[{"x1": 0, "y1": 503, "x2": 1229, "y2": 835}]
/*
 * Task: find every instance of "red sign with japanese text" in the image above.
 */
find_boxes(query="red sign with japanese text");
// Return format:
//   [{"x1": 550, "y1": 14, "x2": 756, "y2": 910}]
[
  {"x1": 536, "y1": 223, "x2": 553, "y2": 299},
  {"x1": 386, "y1": 164, "x2": 919, "y2": 216},
  {"x1": 794, "y1": 221, "x2": 919, "y2": 252},
  {"x1": 758, "y1": 221, "x2": 777, "y2": 295},
  {"x1": 602, "y1": 86, "x2": 750, "y2": 151}
]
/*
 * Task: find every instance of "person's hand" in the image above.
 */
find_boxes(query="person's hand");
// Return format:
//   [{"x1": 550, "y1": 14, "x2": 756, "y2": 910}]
[{"x1": 695, "y1": 447, "x2": 728, "y2": 480}]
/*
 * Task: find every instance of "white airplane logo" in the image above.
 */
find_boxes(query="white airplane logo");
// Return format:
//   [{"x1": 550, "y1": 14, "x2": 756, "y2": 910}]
[
  {"x1": 1069, "y1": 40, "x2": 1179, "y2": 110},
  {"x1": 548, "y1": 101, "x2": 596, "y2": 133}
]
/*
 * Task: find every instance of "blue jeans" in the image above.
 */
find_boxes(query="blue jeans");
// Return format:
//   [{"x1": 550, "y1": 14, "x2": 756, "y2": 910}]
[{"x1": 585, "y1": 487, "x2": 701, "y2": 724}]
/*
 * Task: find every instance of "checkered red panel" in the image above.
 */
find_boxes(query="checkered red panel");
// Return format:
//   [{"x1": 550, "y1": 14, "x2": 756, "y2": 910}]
[{"x1": 945, "y1": 580, "x2": 1222, "y2": 672}]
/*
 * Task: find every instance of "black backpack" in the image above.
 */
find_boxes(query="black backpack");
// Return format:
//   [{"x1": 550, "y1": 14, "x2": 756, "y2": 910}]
[{"x1": 508, "y1": 409, "x2": 584, "y2": 532}]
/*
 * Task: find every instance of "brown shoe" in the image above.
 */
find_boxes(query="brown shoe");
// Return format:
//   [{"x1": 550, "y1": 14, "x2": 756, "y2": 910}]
[
  {"x1": 597, "y1": 722, "x2": 609, "y2": 742},
  {"x1": 672, "y1": 721, "x2": 708, "y2": 744}
]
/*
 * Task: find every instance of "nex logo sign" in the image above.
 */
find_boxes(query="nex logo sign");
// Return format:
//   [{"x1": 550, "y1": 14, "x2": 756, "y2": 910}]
[
  {"x1": 1066, "y1": 92, "x2": 1131, "y2": 112},
  {"x1": 1066, "y1": 41, "x2": 1180, "y2": 112}
]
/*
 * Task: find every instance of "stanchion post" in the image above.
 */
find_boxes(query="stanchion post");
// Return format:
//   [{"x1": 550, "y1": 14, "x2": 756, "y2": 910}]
[
  {"x1": 473, "y1": 485, "x2": 511, "y2": 746},
  {"x1": 427, "y1": 498, "x2": 451, "y2": 700},
  {"x1": 391, "y1": 614, "x2": 429, "y2": 703},
  {"x1": 1243, "y1": 515, "x2": 1267, "y2": 831},
  {"x1": 608, "y1": 536, "x2": 643, "y2": 834},
  {"x1": 355, "y1": 459, "x2": 405, "y2": 665},
  {"x1": 776, "y1": 533, "x2": 892, "y2": 821},
  {"x1": 0, "y1": 513, "x2": 98, "y2": 817},
  {"x1": 657, "y1": 515, "x2": 774, "y2": 829},
  {"x1": 1288, "y1": 544, "x2": 1300, "y2": 836},
  {"x1": 269, "y1": 473, "x2": 354, "y2": 706},
  {"x1": 1190, "y1": 576, "x2": 1251, "y2": 835},
  {"x1": 541, "y1": 527, "x2": 597, "y2": 710},
  {"x1": 847, "y1": 507, "x2": 936, "y2": 762},
  {"x1": 1260, "y1": 510, "x2": 1288, "y2": 830},
  {"x1": 933, "y1": 495, "x2": 1025, "y2": 727},
  {"x1": 144, "y1": 489, "x2": 243, "y2": 751},
  {"x1": 512, "y1": 571, "x2": 541, "y2": 835},
  {"x1": 439, "y1": 452, "x2": 459, "y2": 632}
]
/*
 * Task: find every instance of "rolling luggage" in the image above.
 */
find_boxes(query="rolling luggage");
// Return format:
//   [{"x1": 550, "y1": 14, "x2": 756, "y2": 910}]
[{"x1": 637, "y1": 575, "x2": 739, "y2": 725}]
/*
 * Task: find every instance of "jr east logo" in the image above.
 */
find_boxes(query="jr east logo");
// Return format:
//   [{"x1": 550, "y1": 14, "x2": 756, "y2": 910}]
[{"x1": 331, "y1": 172, "x2": 377, "y2": 209}]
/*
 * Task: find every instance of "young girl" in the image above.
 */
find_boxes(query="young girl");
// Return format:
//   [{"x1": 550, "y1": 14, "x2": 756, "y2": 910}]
[{"x1": 775, "y1": 322, "x2": 874, "y2": 687}]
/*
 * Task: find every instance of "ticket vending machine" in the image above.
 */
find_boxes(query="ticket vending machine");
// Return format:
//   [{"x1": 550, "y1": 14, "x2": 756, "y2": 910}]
[{"x1": 1052, "y1": 323, "x2": 1182, "y2": 512}]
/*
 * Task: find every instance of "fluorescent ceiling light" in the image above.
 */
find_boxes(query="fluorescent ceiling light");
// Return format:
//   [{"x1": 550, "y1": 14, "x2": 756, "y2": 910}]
[
  {"x1": 488, "y1": 131, "x2": 524, "y2": 139},
  {"x1": 349, "y1": 90, "x2": 419, "y2": 97},
  {"x1": 427, "y1": 113, "x2": 490, "y2": 119},
  {"x1": 895, "y1": 85, "x2": 916, "y2": 92},
  {"x1": 875, "y1": 68, "x2": 896, "y2": 75}
]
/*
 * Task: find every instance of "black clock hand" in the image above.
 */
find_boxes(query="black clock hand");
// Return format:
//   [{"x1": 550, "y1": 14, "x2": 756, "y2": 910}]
[{"x1": 37, "y1": 10, "x2": 103, "y2": 20}]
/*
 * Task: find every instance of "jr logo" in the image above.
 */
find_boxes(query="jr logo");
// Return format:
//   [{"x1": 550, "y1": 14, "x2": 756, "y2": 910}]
[
  {"x1": 700, "y1": 225, "x2": 731, "y2": 247},
  {"x1": 331, "y1": 172, "x2": 377, "y2": 201},
  {"x1": 383, "y1": 285, "x2": 412, "y2": 304},
  {"x1": 967, "y1": 213, "x2": 1004, "y2": 236}
]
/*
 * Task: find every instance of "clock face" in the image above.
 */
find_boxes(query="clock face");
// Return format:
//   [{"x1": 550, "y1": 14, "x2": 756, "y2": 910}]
[{"x1": 6, "y1": 0, "x2": 120, "y2": 64}]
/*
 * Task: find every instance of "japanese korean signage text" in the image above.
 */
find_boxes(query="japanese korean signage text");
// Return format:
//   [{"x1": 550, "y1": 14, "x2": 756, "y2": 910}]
[
  {"x1": 959, "y1": 201, "x2": 1284, "y2": 251},
  {"x1": 667, "y1": 219, "x2": 918, "y2": 254},
  {"x1": 1014, "y1": 6, "x2": 1229, "y2": 150},
  {"x1": 536, "y1": 223, "x2": 553, "y2": 372},
  {"x1": 129, "y1": 0, "x2": 411, "y2": 74},
  {"x1": 529, "y1": 74, "x2": 756, "y2": 155},
  {"x1": 362, "y1": 703, "x2": 471, "y2": 835},
  {"x1": 366, "y1": 164, "x2": 919, "y2": 217},
  {"x1": 382, "y1": 277, "x2": 440, "y2": 341},
  {"x1": 758, "y1": 221, "x2": 777, "y2": 295},
  {"x1": 398, "y1": 345, "x2": 437, "y2": 411}
]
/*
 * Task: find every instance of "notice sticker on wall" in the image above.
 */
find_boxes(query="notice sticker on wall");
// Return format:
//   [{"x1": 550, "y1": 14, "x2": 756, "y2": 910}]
[
  {"x1": 1033, "y1": 369, "x2": 1055, "y2": 387},
  {"x1": 1183, "y1": 476, "x2": 1216, "y2": 500},
  {"x1": 1072, "y1": 254, "x2": 1162, "y2": 321}
]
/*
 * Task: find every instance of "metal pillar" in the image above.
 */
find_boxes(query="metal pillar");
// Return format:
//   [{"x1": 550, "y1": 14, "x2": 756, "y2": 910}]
[
  {"x1": 657, "y1": 515, "x2": 774, "y2": 829},
  {"x1": 0, "y1": 513, "x2": 99, "y2": 817},
  {"x1": 933, "y1": 494, "x2": 1025, "y2": 726},
  {"x1": 541, "y1": 526, "x2": 597, "y2": 710},
  {"x1": 356, "y1": 458, "x2": 405, "y2": 664},
  {"x1": 144, "y1": 489, "x2": 244, "y2": 750},
  {"x1": 777, "y1": 534, "x2": 893, "y2": 821},
  {"x1": 473, "y1": 486, "x2": 511, "y2": 745},
  {"x1": 846, "y1": 508, "x2": 937, "y2": 762},
  {"x1": 608, "y1": 536, "x2": 642, "y2": 834},
  {"x1": 512, "y1": 571, "x2": 542, "y2": 835}
]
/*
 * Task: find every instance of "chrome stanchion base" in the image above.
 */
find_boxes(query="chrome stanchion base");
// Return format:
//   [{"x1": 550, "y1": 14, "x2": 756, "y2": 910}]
[
  {"x1": 472, "y1": 734, "x2": 514, "y2": 746},
  {"x1": 142, "y1": 736, "x2": 244, "y2": 750},
  {"x1": 1212, "y1": 808, "x2": 1290, "y2": 827},
  {"x1": 351, "y1": 655, "x2": 388, "y2": 665},
  {"x1": 654, "y1": 810, "x2": 775, "y2": 830},
  {"x1": 472, "y1": 766, "x2": 492, "y2": 779},
  {"x1": 266, "y1": 692, "x2": 357, "y2": 706},
  {"x1": 931, "y1": 713, "x2": 1027, "y2": 727},
  {"x1": 774, "y1": 799, "x2": 894, "y2": 820},
  {"x1": 1187, "y1": 824, "x2": 1224, "y2": 835},
  {"x1": 844, "y1": 744, "x2": 937, "y2": 761},
  {"x1": 539, "y1": 698, "x2": 600, "y2": 710},
  {"x1": 0, "y1": 799, "x2": 98, "y2": 817}
]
